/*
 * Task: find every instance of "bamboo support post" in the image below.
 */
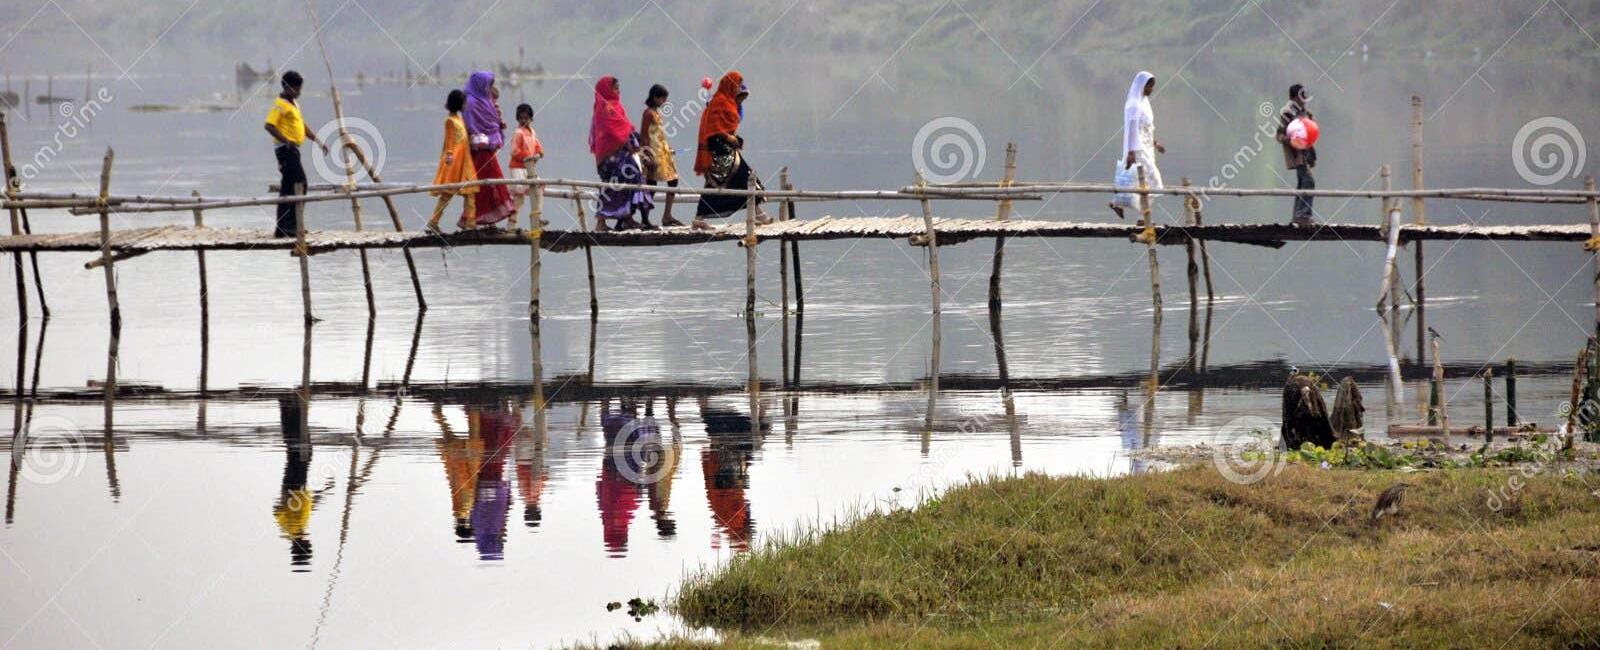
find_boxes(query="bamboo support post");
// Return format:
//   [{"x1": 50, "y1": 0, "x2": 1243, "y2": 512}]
[
  {"x1": 1566, "y1": 343, "x2": 1590, "y2": 447},
  {"x1": 1, "y1": 112, "x2": 29, "y2": 321},
  {"x1": 193, "y1": 190, "x2": 209, "y2": 397},
  {"x1": 330, "y1": 88, "x2": 376, "y2": 319},
  {"x1": 576, "y1": 193, "x2": 598, "y2": 320},
  {"x1": 1505, "y1": 358, "x2": 1519, "y2": 426},
  {"x1": 296, "y1": 182, "x2": 313, "y2": 325},
  {"x1": 529, "y1": 206, "x2": 544, "y2": 428},
  {"x1": 1139, "y1": 167, "x2": 1162, "y2": 397},
  {"x1": 1588, "y1": 176, "x2": 1598, "y2": 336},
  {"x1": 1411, "y1": 96, "x2": 1427, "y2": 366},
  {"x1": 786, "y1": 179, "x2": 802, "y2": 388},
  {"x1": 779, "y1": 168, "x2": 791, "y2": 389},
  {"x1": 344, "y1": 145, "x2": 424, "y2": 311},
  {"x1": 1182, "y1": 178, "x2": 1199, "y2": 369},
  {"x1": 96, "y1": 149, "x2": 119, "y2": 330},
  {"x1": 1429, "y1": 336, "x2": 1446, "y2": 433},
  {"x1": 989, "y1": 143, "x2": 1016, "y2": 313},
  {"x1": 1483, "y1": 368, "x2": 1494, "y2": 445},
  {"x1": 745, "y1": 192, "x2": 760, "y2": 421},
  {"x1": 918, "y1": 172, "x2": 941, "y2": 426}
]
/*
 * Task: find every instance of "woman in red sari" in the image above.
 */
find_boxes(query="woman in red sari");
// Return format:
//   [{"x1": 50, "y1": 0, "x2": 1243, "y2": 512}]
[{"x1": 461, "y1": 71, "x2": 516, "y2": 229}]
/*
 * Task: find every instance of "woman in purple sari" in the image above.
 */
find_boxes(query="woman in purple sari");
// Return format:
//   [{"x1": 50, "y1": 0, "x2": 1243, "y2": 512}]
[
  {"x1": 462, "y1": 71, "x2": 516, "y2": 229},
  {"x1": 589, "y1": 76, "x2": 652, "y2": 231}
]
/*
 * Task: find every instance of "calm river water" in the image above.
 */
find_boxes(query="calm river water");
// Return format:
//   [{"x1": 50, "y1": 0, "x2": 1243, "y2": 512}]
[{"x1": 2, "y1": 49, "x2": 1597, "y2": 647}]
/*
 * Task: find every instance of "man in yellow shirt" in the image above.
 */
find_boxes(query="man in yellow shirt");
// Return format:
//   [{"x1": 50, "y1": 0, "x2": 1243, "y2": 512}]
[{"x1": 264, "y1": 71, "x2": 329, "y2": 237}]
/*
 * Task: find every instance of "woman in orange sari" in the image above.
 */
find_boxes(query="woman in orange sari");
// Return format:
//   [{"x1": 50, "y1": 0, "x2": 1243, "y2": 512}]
[{"x1": 693, "y1": 71, "x2": 770, "y2": 231}]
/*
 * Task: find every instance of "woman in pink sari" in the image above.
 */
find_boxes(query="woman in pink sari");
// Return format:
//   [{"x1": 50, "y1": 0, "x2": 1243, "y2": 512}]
[{"x1": 461, "y1": 71, "x2": 516, "y2": 229}]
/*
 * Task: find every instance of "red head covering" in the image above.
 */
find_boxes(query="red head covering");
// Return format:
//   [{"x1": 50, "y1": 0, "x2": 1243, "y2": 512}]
[
  {"x1": 589, "y1": 76, "x2": 634, "y2": 163},
  {"x1": 694, "y1": 71, "x2": 744, "y2": 175}
]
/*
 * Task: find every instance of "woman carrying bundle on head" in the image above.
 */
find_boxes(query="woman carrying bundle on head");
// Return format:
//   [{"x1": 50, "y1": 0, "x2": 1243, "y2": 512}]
[
  {"x1": 461, "y1": 71, "x2": 516, "y2": 230},
  {"x1": 589, "y1": 76, "x2": 653, "y2": 231},
  {"x1": 692, "y1": 71, "x2": 771, "y2": 231}
]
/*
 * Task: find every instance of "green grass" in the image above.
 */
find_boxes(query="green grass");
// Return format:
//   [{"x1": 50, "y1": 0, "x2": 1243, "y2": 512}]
[{"x1": 648, "y1": 465, "x2": 1600, "y2": 648}]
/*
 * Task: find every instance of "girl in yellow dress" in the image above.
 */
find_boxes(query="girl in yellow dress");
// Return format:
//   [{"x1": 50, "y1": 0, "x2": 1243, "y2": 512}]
[{"x1": 427, "y1": 89, "x2": 478, "y2": 232}]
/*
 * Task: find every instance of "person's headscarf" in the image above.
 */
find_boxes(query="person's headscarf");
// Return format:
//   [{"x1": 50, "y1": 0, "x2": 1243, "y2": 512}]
[
  {"x1": 463, "y1": 71, "x2": 503, "y2": 150},
  {"x1": 1123, "y1": 71, "x2": 1155, "y2": 157},
  {"x1": 694, "y1": 71, "x2": 744, "y2": 175},
  {"x1": 588, "y1": 76, "x2": 634, "y2": 163}
]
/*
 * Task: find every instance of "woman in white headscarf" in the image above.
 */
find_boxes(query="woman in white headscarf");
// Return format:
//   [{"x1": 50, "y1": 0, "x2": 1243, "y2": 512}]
[{"x1": 1110, "y1": 71, "x2": 1165, "y2": 221}]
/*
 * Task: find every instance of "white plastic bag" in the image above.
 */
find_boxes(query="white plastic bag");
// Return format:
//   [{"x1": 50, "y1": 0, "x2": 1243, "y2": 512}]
[{"x1": 1112, "y1": 161, "x2": 1143, "y2": 208}]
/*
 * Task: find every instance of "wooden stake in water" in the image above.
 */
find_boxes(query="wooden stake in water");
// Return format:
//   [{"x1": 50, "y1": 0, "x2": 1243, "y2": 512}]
[
  {"x1": 745, "y1": 192, "x2": 760, "y2": 422},
  {"x1": 1, "y1": 112, "x2": 28, "y2": 322},
  {"x1": 779, "y1": 167, "x2": 791, "y2": 388},
  {"x1": 918, "y1": 171, "x2": 942, "y2": 427},
  {"x1": 296, "y1": 183, "x2": 313, "y2": 325},
  {"x1": 529, "y1": 213, "x2": 544, "y2": 430},
  {"x1": 192, "y1": 190, "x2": 209, "y2": 397},
  {"x1": 1182, "y1": 178, "x2": 1199, "y2": 371},
  {"x1": 1411, "y1": 96, "x2": 1427, "y2": 366},
  {"x1": 1483, "y1": 368, "x2": 1494, "y2": 445},
  {"x1": 989, "y1": 142, "x2": 1017, "y2": 313},
  {"x1": 96, "y1": 149, "x2": 119, "y2": 331},
  {"x1": 329, "y1": 87, "x2": 376, "y2": 319},
  {"x1": 1505, "y1": 358, "x2": 1518, "y2": 427},
  {"x1": 576, "y1": 192, "x2": 598, "y2": 320},
  {"x1": 1587, "y1": 176, "x2": 1598, "y2": 337},
  {"x1": 1139, "y1": 166, "x2": 1162, "y2": 397},
  {"x1": 784, "y1": 175, "x2": 803, "y2": 388}
]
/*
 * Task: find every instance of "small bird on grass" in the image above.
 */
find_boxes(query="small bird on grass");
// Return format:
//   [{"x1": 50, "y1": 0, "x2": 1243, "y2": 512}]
[{"x1": 1371, "y1": 482, "x2": 1411, "y2": 522}]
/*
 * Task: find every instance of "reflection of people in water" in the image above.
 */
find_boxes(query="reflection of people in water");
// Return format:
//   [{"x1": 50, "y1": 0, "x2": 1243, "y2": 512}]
[
  {"x1": 469, "y1": 404, "x2": 517, "y2": 561},
  {"x1": 275, "y1": 397, "x2": 330, "y2": 571},
  {"x1": 596, "y1": 399, "x2": 648, "y2": 557},
  {"x1": 698, "y1": 397, "x2": 760, "y2": 552},
  {"x1": 514, "y1": 407, "x2": 550, "y2": 529},
  {"x1": 436, "y1": 402, "x2": 484, "y2": 543},
  {"x1": 645, "y1": 399, "x2": 680, "y2": 539},
  {"x1": 1116, "y1": 390, "x2": 1149, "y2": 474}
]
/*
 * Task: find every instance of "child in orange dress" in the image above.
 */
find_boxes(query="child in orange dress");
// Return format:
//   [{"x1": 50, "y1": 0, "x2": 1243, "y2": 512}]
[
  {"x1": 508, "y1": 103, "x2": 545, "y2": 227},
  {"x1": 427, "y1": 89, "x2": 478, "y2": 232}
]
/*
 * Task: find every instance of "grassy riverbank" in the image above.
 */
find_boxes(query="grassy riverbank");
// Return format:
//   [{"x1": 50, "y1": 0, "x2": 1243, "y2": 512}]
[{"x1": 651, "y1": 464, "x2": 1600, "y2": 648}]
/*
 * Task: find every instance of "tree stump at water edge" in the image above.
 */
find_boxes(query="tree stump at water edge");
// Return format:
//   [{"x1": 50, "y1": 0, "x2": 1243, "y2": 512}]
[
  {"x1": 1282, "y1": 373, "x2": 1336, "y2": 450},
  {"x1": 1330, "y1": 377, "x2": 1365, "y2": 444}
]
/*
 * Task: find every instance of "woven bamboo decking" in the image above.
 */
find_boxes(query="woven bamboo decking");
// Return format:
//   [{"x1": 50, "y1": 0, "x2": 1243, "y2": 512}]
[{"x1": 0, "y1": 217, "x2": 1589, "y2": 256}]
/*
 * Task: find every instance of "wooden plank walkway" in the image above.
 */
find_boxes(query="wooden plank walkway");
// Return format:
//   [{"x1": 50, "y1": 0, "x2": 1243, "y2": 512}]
[{"x1": 0, "y1": 217, "x2": 1589, "y2": 255}]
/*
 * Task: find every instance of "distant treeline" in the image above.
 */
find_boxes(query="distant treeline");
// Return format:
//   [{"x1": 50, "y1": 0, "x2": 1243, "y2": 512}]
[{"x1": 3, "y1": 0, "x2": 1596, "y2": 72}]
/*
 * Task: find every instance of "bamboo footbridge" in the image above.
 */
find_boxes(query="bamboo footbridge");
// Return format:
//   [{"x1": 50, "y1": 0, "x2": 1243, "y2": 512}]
[{"x1": 7, "y1": 99, "x2": 1600, "y2": 434}]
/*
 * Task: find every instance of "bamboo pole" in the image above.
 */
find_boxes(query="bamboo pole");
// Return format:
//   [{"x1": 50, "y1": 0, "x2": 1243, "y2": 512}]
[
  {"x1": 529, "y1": 206, "x2": 544, "y2": 431},
  {"x1": 745, "y1": 191, "x2": 760, "y2": 422},
  {"x1": 1505, "y1": 358, "x2": 1518, "y2": 426},
  {"x1": 329, "y1": 88, "x2": 376, "y2": 319},
  {"x1": 296, "y1": 182, "x2": 313, "y2": 325},
  {"x1": 1, "y1": 112, "x2": 29, "y2": 321},
  {"x1": 779, "y1": 168, "x2": 791, "y2": 389},
  {"x1": 988, "y1": 143, "x2": 1016, "y2": 313},
  {"x1": 53, "y1": 178, "x2": 1600, "y2": 216},
  {"x1": 918, "y1": 172, "x2": 941, "y2": 427},
  {"x1": 1430, "y1": 336, "x2": 1446, "y2": 434},
  {"x1": 1140, "y1": 167, "x2": 1162, "y2": 401},
  {"x1": 576, "y1": 192, "x2": 598, "y2": 321},
  {"x1": 1483, "y1": 368, "x2": 1494, "y2": 445},
  {"x1": 96, "y1": 149, "x2": 119, "y2": 330},
  {"x1": 1182, "y1": 178, "x2": 1198, "y2": 370},
  {"x1": 193, "y1": 190, "x2": 209, "y2": 398},
  {"x1": 339, "y1": 143, "x2": 425, "y2": 311},
  {"x1": 786, "y1": 178, "x2": 802, "y2": 389},
  {"x1": 1412, "y1": 96, "x2": 1427, "y2": 367},
  {"x1": 1588, "y1": 176, "x2": 1598, "y2": 337}
]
